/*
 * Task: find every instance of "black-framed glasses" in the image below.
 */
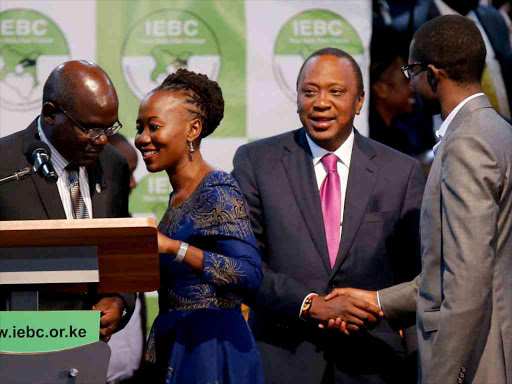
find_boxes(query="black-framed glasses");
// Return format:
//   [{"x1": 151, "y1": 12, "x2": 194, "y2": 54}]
[
  {"x1": 54, "y1": 103, "x2": 122, "y2": 140},
  {"x1": 400, "y1": 62, "x2": 428, "y2": 80}
]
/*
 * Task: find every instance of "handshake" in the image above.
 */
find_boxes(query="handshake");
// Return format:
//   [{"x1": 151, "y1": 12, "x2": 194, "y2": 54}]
[{"x1": 305, "y1": 288, "x2": 383, "y2": 335}]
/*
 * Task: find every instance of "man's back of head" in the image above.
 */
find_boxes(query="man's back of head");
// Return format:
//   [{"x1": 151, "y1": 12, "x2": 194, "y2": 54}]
[{"x1": 411, "y1": 14, "x2": 486, "y2": 86}]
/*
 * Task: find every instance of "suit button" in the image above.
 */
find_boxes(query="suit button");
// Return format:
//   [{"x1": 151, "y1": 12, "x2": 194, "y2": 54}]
[
  {"x1": 459, "y1": 373, "x2": 464, "y2": 378},
  {"x1": 461, "y1": 366, "x2": 466, "y2": 373},
  {"x1": 457, "y1": 378, "x2": 463, "y2": 383}
]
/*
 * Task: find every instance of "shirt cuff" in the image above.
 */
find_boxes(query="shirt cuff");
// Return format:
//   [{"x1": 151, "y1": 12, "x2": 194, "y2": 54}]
[
  {"x1": 376, "y1": 291, "x2": 382, "y2": 310},
  {"x1": 299, "y1": 293, "x2": 318, "y2": 320}
]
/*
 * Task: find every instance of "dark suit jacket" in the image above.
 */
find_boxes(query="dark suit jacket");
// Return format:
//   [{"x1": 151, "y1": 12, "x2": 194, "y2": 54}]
[
  {"x1": 232, "y1": 128, "x2": 425, "y2": 384},
  {"x1": 393, "y1": 0, "x2": 512, "y2": 117},
  {"x1": 0, "y1": 119, "x2": 134, "y2": 325}
]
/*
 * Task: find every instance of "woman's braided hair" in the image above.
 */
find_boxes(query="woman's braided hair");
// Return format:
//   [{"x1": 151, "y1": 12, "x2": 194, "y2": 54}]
[{"x1": 154, "y1": 69, "x2": 224, "y2": 138}]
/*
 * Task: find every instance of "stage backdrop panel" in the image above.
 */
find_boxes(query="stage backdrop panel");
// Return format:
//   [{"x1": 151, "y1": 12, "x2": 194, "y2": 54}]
[
  {"x1": 0, "y1": 0, "x2": 96, "y2": 137},
  {"x1": 1, "y1": 0, "x2": 371, "y2": 221}
]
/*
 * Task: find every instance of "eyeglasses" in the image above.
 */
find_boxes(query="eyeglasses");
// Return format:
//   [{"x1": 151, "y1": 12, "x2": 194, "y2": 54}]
[
  {"x1": 400, "y1": 62, "x2": 428, "y2": 80},
  {"x1": 54, "y1": 104, "x2": 122, "y2": 140}
]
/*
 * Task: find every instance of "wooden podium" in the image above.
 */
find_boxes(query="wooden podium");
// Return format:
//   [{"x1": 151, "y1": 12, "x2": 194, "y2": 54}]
[{"x1": 0, "y1": 218, "x2": 159, "y2": 384}]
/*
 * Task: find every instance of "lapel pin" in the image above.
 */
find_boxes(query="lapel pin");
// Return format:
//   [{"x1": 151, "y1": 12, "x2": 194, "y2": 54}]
[{"x1": 96, "y1": 183, "x2": 101, "y2": 193}]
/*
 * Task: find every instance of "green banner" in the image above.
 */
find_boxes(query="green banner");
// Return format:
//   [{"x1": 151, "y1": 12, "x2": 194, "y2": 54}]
[
  {"x1": 0, "y1": 311, "x2": 99, "y2": 353},
  {"x1": 96, "y1": 0, "x2": 246, "y2": 139}
]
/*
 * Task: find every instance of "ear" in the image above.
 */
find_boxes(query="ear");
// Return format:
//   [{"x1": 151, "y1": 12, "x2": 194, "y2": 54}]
[
  {"x1": 187, "y1": 118, "x2": 203, "y2": 142},
  {"x1": 41, "y1": 102, "x2": 57, "y2": 124},
  {"x1": 427, "y1": 64, "x2": 440, "y2": 93},
  {"x1": 355, "y1": 90, "x2": 365, "y2": 115}
]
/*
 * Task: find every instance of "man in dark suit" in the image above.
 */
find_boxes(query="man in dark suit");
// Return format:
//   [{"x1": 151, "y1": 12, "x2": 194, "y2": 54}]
[
  {"x1": 0, "y1": 60, "x2": 134, "y2": 341},
  {"x1": 232, "y1": 48, "x2": 425, "y2": 384}
]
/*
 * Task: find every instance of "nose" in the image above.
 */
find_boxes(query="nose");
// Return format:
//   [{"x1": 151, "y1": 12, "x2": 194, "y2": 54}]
[
  {"x1": 92, "y1": 133, "x2": 108, "y2": 145},
  {"x1": 313, "y1": 91, "x2": 331, "y2": 110},
  {"x1": 135, "y1": 127, "x2": 151, "y2": 149}
]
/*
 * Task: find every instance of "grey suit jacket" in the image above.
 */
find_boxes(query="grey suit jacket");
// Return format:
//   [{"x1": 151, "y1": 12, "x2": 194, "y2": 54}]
[
  {"x1": 381, "y1": 96, "x2": 512, "y2": 384},
  {"x1": 0, "y1": 119, "x2": 135, "y2": 327},
  {"x1": 233, "y1": 128, "x2": 424, "y2": 384}
]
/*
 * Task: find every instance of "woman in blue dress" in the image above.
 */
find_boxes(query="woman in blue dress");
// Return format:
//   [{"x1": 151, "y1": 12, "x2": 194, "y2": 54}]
[{"x1": 134, "y1": 69, "x2": 265, "y2": 384}]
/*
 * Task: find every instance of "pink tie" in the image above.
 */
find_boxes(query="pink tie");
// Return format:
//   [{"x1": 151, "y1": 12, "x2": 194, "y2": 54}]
[{"x1": 320, "y1": 154, "x2": 341, "y2": 268}]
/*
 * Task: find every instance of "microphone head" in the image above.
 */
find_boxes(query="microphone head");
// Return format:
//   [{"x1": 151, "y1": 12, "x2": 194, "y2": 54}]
[
  {"x1": 25, "y1": 141, "x2": 52, "y2": 162},
  {"x1": 24, "y1": 141, "x2": 58, "y2": 184}
]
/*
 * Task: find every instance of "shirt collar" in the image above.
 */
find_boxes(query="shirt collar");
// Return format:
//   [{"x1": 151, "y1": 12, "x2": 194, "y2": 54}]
[
  {"x1": 305, "y1": 128, "x2": 355, "y2": 168},
  {"x1": 37, "y1": 116, "x2": 69, "y2": 173},
  {"x1": 436, "y1": 93, "x2": 485, "y2": 140}
]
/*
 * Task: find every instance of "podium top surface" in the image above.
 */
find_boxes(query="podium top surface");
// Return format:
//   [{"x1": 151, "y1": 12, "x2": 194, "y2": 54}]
[{"x1": 0, "y1": 218, "x2": 159, "y2": 293}]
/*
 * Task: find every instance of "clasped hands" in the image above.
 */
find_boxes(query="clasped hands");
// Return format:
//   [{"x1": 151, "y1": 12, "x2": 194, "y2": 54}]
[{"x1": 306, "y1": 288, "x2": 382, "y2": 335}]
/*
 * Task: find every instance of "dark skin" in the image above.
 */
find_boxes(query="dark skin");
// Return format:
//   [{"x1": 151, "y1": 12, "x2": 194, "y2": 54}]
[
  {"x1": 327, "y1": 40, "x2": 484, "y2": 333},
  {"x1": 296, "y1": 55, "x2": 382, "y2": 332},
  {"x1": 40, "y1": 60, "x2": 125, "y2": 342},
  {"x1": 371, "y1": 56, "x2": 415, "y2": 127},
  {"x1": 135, "y1": 90, "x2": 214, "y2": 271}
]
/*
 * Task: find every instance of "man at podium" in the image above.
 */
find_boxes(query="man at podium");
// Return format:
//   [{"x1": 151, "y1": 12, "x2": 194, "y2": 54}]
[{"x1": 0, "y1": 60, "x2": 135, "y2": 341}]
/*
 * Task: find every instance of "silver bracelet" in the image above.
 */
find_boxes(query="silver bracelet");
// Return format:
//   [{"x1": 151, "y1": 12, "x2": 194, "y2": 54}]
[{"x1": 175, "y1": 241, "x2": 189, "y2": 263}]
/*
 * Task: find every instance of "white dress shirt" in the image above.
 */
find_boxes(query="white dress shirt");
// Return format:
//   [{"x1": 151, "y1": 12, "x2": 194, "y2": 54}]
[
  {"x1": 433, "y1": 93, "x2": 485, "y2": 154},
  {"x1": 305, "y1": 128, "x2": 354, "y2": 238},
  {"x1": 299, "y1": 129, "x2": 355, "y2": 318},
  {"x1": 37, "y1": 117, "x2": 93, "y2": 219}
]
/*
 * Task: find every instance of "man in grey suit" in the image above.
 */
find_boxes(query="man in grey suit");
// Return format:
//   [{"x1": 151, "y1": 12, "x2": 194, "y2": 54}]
[
  {"x1": 233, "y1": 48, "x2": 424, "y2": 384},
  {"x1": 329, "y1": 15, "x2": 512, "y2": 384}
]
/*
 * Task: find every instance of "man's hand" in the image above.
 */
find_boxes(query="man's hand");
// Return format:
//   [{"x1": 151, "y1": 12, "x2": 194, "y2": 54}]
[
  {"x1": 323, "y1": 288, "x2": 382, "y2": 334},
  {"x1": 307, "y1": 294, "x2": 382, "y2": 335},
  {"x1": 92, "y1": 296, "x2": 125, "y2": 342}
]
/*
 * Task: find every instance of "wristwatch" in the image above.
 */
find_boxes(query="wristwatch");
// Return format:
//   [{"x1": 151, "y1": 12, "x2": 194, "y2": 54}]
[{"x1": 301, "y1": 294, "x2": 316, "y2": 318}]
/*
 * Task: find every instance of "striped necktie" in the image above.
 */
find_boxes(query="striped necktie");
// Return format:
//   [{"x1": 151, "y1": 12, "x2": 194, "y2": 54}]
[{"x1": 66, "y1": 165, "x2": 89, "y2": 219}]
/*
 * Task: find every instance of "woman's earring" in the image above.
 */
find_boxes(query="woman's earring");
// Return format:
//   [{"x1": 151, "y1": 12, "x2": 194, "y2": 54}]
[{"x1": 188, "y1": 141, "x2": 194, "y2": 153}]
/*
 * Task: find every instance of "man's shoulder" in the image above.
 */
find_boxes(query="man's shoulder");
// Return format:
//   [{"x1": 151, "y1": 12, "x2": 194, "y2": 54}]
[
  {"x1": 0, "y1": 129, "x2": 25, "y2": 148},
  {"x1": 358, "y1": 133, "x2": 420, "y2": 167}
]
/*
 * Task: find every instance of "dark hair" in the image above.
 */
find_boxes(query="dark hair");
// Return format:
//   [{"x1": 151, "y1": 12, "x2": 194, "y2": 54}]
[
  {"x1": 411, "y1": 15, "x2": 486, "y2": 85},
  {"x1": 370, "y1": 26, "x2": 409, "y2": 85},
  {"x1": 296, "y1": 47, "x2": 364, "y2": 93},
  {"x1": 153, "y1": 69, "x2": 224, "y2": 139}
]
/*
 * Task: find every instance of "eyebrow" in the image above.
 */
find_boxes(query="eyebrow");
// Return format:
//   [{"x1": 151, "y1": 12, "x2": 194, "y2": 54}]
[{"x1": 301, "y1": 81, "x2": 346, "y2": 88}]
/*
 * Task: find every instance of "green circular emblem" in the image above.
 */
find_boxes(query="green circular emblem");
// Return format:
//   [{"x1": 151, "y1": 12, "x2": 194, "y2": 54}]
[
  {"x1": 121, "y1": 9, "x2": 221, "y2": 100},
  {"x1": 0, "y1": 9, "x2": 70, "y2": 111},
  {"x1": 273, "y1": 9, "x2": 364, "y2": 101}
]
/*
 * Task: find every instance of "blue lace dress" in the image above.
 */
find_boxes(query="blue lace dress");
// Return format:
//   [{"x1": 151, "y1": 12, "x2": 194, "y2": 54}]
[{"x1": 144, "y1": 171, "x2": 265, "y2": 384}]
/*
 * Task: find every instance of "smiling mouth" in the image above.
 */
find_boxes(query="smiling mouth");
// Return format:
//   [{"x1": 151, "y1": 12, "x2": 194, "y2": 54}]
[
  {"x1": 141, "y1": 149, "x2": 158, "y2": 159},
  {"x1": 310, "y1": 116, "x2": 335, "y2": 129}
]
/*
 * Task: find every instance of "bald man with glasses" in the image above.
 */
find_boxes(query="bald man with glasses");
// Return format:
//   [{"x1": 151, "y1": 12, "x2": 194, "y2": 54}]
[{"x1": 0, "y1": 60, "x2": 134, "y2": 342}]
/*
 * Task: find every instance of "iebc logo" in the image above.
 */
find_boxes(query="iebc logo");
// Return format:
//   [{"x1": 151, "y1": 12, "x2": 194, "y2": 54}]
[
  {"x1": 273, "y1": 9, "x2": 364, "y2": 102},
  {"x1": 0, "y1": 9, "x2": 70, "y2": 111},
  {"x1": 121, "y1": 9, "x2": 221, "y2": 101}
]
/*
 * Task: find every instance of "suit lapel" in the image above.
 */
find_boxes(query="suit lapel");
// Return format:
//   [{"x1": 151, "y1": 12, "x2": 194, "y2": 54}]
[
  {"x1": 88, "y1": 157, "x2": 109, "y2": 218},
  {"x1": 22, "y1": 120, "x2": 66, "y2": 219},
  {"x1": 282, "y1": 129, "x2": 331, "y2": 274},
  {"x1": 329, "y1": 132, "x2": 379, "y2": 278}
]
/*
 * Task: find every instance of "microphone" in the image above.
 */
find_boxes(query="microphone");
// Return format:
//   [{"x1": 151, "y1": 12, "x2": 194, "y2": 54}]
[{"x1": 26, "y1": 142, "x2": 58, "y2": 183}]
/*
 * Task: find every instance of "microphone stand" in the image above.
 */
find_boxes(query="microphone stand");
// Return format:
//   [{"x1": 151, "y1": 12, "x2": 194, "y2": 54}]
[{"x1": 0, "y1": 167, "x2": 32, "y2": 185}]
